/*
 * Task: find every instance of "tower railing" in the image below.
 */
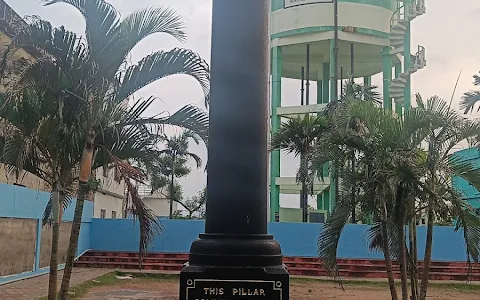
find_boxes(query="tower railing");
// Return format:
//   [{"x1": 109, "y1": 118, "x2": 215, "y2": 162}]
[
  {"x1": 414, "y1": 45, "x2": 426, "y2": 69},
  {"x1": 390, "y1": 3, "x2": 405, "y2": 28},
  {"x1": 415, "y1": 0, "x2": 427, "y2": 14}
]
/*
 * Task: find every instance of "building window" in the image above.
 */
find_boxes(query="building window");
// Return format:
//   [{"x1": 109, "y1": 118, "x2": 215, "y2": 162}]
[
  {"x1": 111, "y1": 211, "x2": 117, "y2": 219},
  {"x1": 100, "y1": 209, "x2": 106, "y2": 219}
]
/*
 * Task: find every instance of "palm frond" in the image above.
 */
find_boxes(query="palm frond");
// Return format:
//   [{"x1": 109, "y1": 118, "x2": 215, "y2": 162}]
[
  {"x1": 42, "y1": 0, "x2": 120, "y2": 67},
  {"x1": 185, "y1": 152, "x2": 202, "y2": 169},
  {"x1": 270, "y1": 114, "x2": 329, "y2": 156},
  {"x1": 113, "y1": 48, "x2": 210, "y2": 106},
  {"x1": 42, "y1": 189, "x2": 74, "y2": 226},
  {"x1": 106, "y1": 152, "x2": 162, "y2": 262},
  {"x1": 461, "y1": 72, "x2": 480, "y2": 114},
  {"x1": 366, "y1": 220, "x2": 402, "y2": 260},
  {"x1": 449, "y1": 194, "x2": 480, "y2": 269},
  {"x1": 157, "y1": 104, "x2": 209, "y2": 143},
  {"x1": 449, "y1": 156, "x2": 480, "y2": 192},
  {"x1": 317, "y1": 195, "x2": 353, "y2": 287},
  {"x1": 120, "y1": 7, "x2": 186, "y2": 46}
]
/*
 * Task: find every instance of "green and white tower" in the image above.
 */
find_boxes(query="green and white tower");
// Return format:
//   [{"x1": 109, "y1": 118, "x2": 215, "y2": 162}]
[{"x1": 269, "y1": 0, "x2": 427, "y2": 222}]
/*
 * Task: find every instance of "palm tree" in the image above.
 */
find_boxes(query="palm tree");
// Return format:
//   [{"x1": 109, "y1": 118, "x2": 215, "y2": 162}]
[
  {"x1": 0, "y1": 90, "x2": 202, "y2": 299},
  {"x1": 160, "y1": 131, "x2": 202, "y2": 219},
  {"x1": 324, "y1": 78, "x2": 382, "y2": 223},
  {"x1": 314, "y1": 100, "x2": 431, "y2": 300},
  {"x1": 414, "y1": 94, "x2": 480, "y2": 300},
  {"x1": 460, "y1": 72, "x2": 480, "y2": 114},
  {"x1": 314, "y1": 99, "x2": 480, "y2": 300},
  {"x1": 8, "y1": 1, "x2": 210, "y2": 298},
  {"x1": 0, "y1": 89, "x2": 82, "y2": 300},
  {"x1": 271, "y1": 114, "x2": 329, "y2": 222}
]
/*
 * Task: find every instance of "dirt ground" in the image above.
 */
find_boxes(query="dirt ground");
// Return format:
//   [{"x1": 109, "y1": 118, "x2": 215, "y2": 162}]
[{"x1": 83, "y1": 278, "x2": 480, "y2": 300}]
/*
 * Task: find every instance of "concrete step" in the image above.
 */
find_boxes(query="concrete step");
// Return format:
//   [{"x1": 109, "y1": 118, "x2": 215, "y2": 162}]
[
  {"x1": 389, "y1": 39, "x2": 404, "y2": 46},
  {"x1": 389, "y1": 34, "x2": 405, "y2": 41},
  {"x1": 391, "y1": 28, "x2": 406, "y2": 35},
  {"x1": 393, "y1": 22, "x2": 407, "y2": 31},
  {"x1": 390, "y1": 81, "x2": 406, "y2": 89},
  {"x1": 75, "y1": 251, "x2": 480, "y2": 281}
]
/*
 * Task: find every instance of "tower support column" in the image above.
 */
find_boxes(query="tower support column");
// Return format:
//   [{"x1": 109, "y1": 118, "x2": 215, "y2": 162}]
[
  {"x1": 394, "y1": 62, "x2": 403, "y2": 116},
  {"x1": 329, "y1": 40, "x2": 337, "y2": 102},
  {"x1": 317, "y1": 80, "x2": 323, "y2": 104},
  {"x1": 316, "y1": 80, "x2": 323, "y2": 210},
  {"x1": 363, "y1": 76, "x2": 371, "y2": 86},
  {"x1": 328, "y1": 40, "x2": 338, "y2": 212},
  {"x1": 382, "y1": 47, "x2": 392, "y2": 110},
  {"x1": 270, "y1": 46, "x2": 282, "y2": 222},
  {"x1": 322, "y1": 62, "x2": 330, "y2": 104},
  {"x1": 404, "y1": 0, "x2": 412, "y2": 110}
]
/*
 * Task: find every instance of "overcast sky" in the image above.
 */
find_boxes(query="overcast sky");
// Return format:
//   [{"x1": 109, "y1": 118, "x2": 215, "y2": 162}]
[{"x1": 7, "y1": 0, "x2": 480, "y2": 207}]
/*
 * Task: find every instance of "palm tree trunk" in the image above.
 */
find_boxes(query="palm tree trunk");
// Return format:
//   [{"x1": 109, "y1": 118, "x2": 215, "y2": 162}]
[
  {"x1": 398, "y1": 223, "x2": 409, "y2": 300},
  {"x1": 413, "y1": 215, "x2": 419, "y2": 297},
  {"x1": 59, "y1": 132, "x2": 95, "y2": 300},
  {"x1": 58, "y1": 182, "x2": 88, "y2": 300},
  {"x1": 169, "y1": 155, "x2": 176, "y2": 219},
  {"x1": 334, "y1": 160, "x2": 340, "y2": 211},
  {"x1": 300, "y1": 153, "x2": 308, "y2": 223},
  {"x1": 419, "y1": 204, "x2": 434, "y2": 300},
  {"x1": 409, "y1": 215, "x2": 419, "y2": 300},
  {"x1": 351, "y1": 150, "x2": 356, "y2": 223},
  {"x1": 301, "y1": 181, "x2": 308, "y2": 222},
  {"x1": 47, "y1": 186, "x2": 62, "y2": 300},
  {"x1": 420, "y1": 172, "x2": 435, "y2": 300},
  {"x1": 381, "y1": 200, "x2": 399, "y2": 300}
]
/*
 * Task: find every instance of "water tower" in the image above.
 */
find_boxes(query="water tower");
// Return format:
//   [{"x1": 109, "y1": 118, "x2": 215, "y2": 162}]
[{"x1": 269, "y1": 0, "x2": 427, "y2": 222}]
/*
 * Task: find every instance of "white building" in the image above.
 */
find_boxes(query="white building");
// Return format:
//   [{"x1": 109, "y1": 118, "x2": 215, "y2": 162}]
[
  {"x1": 138, "y1": 186, "x2": 177, "y2": 218},
  {"x1": 92, "y1": 167, "x2": 125, "y2": 219}
]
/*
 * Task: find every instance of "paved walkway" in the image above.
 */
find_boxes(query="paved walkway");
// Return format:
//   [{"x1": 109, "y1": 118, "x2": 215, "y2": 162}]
[
  {"x1": 0, "y1": 268, "x2": 111, "y2": 300},
  {"x1": 84, "y1": 289, "x2": 176, "y2": 300}
]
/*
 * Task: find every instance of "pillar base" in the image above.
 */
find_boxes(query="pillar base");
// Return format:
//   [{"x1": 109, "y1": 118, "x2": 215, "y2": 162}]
[{"x1": 180, "y1": 234, "x2": 289, "y2": 299}]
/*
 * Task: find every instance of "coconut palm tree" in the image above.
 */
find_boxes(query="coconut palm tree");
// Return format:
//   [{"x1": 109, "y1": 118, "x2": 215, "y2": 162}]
[
  {"x1": 8, "y1": 1, "x2": 210, "y2": 298},
  {"x1": 270, "y1": 114, "x2": 329, "y2": 222},
  {"x1": 159, "y1": 131, "x2": 202, "y2": 219}
]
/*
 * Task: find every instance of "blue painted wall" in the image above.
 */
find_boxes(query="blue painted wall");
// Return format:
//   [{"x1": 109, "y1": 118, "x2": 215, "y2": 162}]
[
  {"x1": 0, "y1": 183, "x2": 93, "y2": 223},
  {"x1": 0, "y1": 183, "x2": 93, "y2": 283},
  {"x1": 91, "y1": 219, "x2": 469, "y2": 262}
]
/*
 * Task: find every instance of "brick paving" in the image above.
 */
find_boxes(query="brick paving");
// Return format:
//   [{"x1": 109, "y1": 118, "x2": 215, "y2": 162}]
[{"x1": 0, "y1": 268, "x2": 111, "y2": 300}]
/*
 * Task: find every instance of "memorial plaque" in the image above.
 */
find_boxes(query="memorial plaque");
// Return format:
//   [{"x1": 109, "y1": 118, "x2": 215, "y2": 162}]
[{"x1": 185, "y1": 279, "x2": 283, "y2": 300}]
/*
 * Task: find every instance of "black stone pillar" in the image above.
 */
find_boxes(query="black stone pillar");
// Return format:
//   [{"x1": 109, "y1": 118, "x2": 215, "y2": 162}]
[{"x1": 179, "y1": 1, "x2": 289, "y2": 299}]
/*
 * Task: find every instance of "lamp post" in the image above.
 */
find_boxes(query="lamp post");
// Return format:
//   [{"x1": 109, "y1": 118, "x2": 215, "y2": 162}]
[{"x1": 179, "y1": 1, "x2": 289, "y2": 299}]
